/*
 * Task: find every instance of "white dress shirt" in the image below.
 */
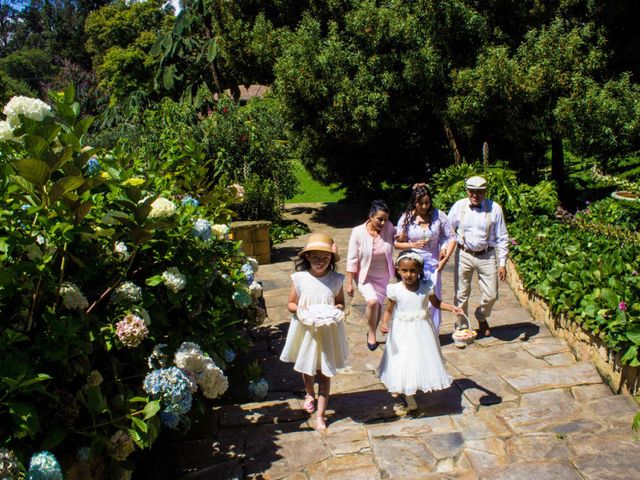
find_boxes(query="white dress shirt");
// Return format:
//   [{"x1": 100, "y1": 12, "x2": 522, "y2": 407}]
[{"x1": 448, "y1": 198, "x2": 509, "y2": 267}]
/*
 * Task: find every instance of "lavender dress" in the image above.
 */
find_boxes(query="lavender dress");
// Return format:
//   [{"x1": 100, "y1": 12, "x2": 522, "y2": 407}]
[{"x1": 396, "y1": 209, "x2": 456, "y2": 332}]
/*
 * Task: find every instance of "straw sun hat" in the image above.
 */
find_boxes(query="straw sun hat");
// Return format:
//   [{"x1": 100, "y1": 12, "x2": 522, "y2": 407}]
[{"x1": 298, "y1": 233, "x2": 340, "y2": 262}]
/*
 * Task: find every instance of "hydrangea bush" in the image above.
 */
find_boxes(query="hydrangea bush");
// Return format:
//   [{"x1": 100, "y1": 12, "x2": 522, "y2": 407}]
[{"x1": 0, "y1": 88, "x2": 264, "y2": 477}]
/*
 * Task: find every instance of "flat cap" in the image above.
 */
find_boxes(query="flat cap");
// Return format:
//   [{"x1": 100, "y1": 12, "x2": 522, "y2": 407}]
[{"x1": 465, "y1": 176, "x2": 488, "y2": 190}]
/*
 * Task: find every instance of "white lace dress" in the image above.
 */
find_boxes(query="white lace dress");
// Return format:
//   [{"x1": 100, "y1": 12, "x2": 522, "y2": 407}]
[
  {"x1": 280, "y1": 270, "x2": 349, "y2": 377},
  {"x1": 377, "y1": 280, "x2": 452, "y2": 395}
]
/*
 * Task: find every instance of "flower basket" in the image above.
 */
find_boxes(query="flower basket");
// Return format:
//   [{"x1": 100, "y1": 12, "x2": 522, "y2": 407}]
[
  {"x1": 296, "y1": 304, "x2": 345, "y2": 328},
  {"x1": 452, "y1": 314, "x2": 477, "y2": 348}
]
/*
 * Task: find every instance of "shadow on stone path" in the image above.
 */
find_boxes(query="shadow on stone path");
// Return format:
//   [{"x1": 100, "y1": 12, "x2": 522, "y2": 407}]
[{"x1": 141, "y1": 202, "x2": 640, "y2": 480}]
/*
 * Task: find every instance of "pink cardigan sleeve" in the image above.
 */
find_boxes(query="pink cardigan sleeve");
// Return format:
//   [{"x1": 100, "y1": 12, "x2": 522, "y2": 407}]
[{"x1": 346, "y1": 225, "x2": 362, "y2": 273}]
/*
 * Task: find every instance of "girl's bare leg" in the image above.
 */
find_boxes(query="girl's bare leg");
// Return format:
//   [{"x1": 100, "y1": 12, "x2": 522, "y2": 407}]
[
  {"x1": 302, "y1": 374, "x2": 315, "y2": 397},
  {"x1": 316, "y1": 373, "x2": 330, "y2": 431},
  {"x1": 365, "y1": 300, "x2": 381, "y2": 344}
]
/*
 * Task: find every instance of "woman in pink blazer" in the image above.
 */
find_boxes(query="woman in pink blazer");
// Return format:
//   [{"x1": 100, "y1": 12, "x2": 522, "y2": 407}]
[{"x1": 345, "y1": 200, "x2": 396, "y2": 351}]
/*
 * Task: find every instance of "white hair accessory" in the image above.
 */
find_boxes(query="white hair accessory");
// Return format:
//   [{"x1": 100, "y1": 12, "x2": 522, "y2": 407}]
[{"x1": 396, "y1": 250, "x2": 424, "y2": 266}]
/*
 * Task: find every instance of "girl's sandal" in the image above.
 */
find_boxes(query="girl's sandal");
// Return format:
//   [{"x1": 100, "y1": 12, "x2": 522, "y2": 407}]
[{"x1": 303, "y1": 394, "x2": 315, "y2": 414}]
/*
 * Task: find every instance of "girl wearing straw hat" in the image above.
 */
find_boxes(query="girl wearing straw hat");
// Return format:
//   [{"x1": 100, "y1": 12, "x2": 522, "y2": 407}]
[{"x1": 280, "y1": 233, "x2": 348, "y2": 432}]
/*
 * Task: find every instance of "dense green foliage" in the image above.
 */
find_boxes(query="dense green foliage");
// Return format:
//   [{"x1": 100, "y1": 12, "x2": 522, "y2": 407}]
[
  {"x1": 510, "y1": 215, "x2": 640, "y2": 365},
  {"x1": 84, "y1": 0, "x2": 173, "y2": 105},
  {"x1": 90, "y1": 94, "x2": 298, "y2": 222},
  {"x1": 265, "y1": 1, "x2": 640, "y2": 197},
  {"x1": 270, "y1": 219, "x2": 311, "y2": 245},
  {"x1": 431, "y1": 162, "x2": 559, "y2": 220}
]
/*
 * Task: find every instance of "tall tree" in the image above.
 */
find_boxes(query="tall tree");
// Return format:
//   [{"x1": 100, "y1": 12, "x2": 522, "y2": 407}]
[
  {"x1": 5, "y1": 1, "x2": 110, "y2": 68},
  {"x1": 448, "y1": 20, "x2": 607, "y2": 199},
  {"x1": 272, "y1": 0, "x2": 489, "y2": 197},
  {"x1": 84, "y1": 0, "x2": 172, "y2": 104}
]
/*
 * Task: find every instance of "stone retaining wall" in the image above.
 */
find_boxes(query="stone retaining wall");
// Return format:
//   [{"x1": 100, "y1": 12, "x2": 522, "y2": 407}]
[
  {"x1": 506, "y1": 259, "x2": 640, "y2": 397},
  {"x1": 230, "y1": 221, "x2": 272, "y2": 265}
]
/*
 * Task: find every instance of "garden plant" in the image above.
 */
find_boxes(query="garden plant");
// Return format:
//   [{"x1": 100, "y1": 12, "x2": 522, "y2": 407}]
[{"x1": 0, "y1": 89, "x2": 266, "y2": 478}]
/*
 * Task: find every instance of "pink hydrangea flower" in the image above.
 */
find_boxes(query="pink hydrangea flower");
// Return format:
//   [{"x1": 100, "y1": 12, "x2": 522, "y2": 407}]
[
  {"x1": 619, "y1": 301, "x2": 627, "y2": 312},
  {"x1": 115, "y1": 313, "x2": 149, "y2": 348}
]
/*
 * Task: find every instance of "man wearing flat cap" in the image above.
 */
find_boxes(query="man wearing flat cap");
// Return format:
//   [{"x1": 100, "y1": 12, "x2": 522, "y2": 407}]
[{"x1": 447, "y1": 176, "x2": 509, "y2": 340}]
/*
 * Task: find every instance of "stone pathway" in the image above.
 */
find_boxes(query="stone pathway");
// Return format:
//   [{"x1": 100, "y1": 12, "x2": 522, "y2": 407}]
[{"x1": 148, "y1": 203, "x2": 640, "y2": 480}]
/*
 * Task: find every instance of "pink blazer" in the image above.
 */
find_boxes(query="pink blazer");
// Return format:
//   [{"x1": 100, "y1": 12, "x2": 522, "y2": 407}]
[{"x1": 346, "y1": 221, "x2": 396, "y2": 284}]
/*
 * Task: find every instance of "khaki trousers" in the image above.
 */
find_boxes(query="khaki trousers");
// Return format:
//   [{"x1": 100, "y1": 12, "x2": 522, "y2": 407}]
[{"x1": 453, "y1": 248, "x2": 498, "y2": 327}]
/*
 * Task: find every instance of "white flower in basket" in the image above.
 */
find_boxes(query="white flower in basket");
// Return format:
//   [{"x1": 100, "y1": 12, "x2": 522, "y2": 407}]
[
  {"x1": 452, "y1": 313, "x2": 477, "y2": 348},
  {"x1": 296, "y1": 304, "x2": 345, "y2": 328}
]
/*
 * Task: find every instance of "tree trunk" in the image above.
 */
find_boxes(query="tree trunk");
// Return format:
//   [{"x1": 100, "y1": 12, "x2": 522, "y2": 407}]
[
  {"x1": 551, "y1": 132, "x2": 566, "y2": 205},
  {"x1": 444, "y1": 122, "x2": 462, "y2": 165},
  {"x1": 208, "y1": 62, "x2": 223, "y2": 94}
]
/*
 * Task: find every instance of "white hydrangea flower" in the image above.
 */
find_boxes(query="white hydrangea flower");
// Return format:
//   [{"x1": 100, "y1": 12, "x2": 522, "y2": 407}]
[
  {"x1": 111, "y1": 281, "x2": 142, "y2": 304},
  {"x1": 211, "y1": 224, "x2": 230, "y2": 238},
  {"x1": 0, "y1": 120, "x2": 14, "y2": 141},
  {"x1": 197, "y1": 363, "x2": 229, "y2": 399},
  {"x1": 146, "y1": 197, "x2": 176, "y2": 219},
  {"x1": 0, "y1": 448, "x2": 19, "y2": 478},
  {"x1": 247, "y1": 257, "x2": 259, "y2": 273},
  {"x1": 59, "y1": 282, "x2": 89, "y2": 310},
  {"x1": 3, "y1": 95, "x2": 53, "y2": 127},
  {"x1": 174, "y1": 342, "x2": 210, "y2": 373},
  {"x1": 114, "y1": 242, "x2": 130, "y2": 261},
  {"x1": 249, "y1": 281, "x2": 263, "y2": 299},
  {"x1": 162, "y1": 267, "x2": 186, "y2": 293}
]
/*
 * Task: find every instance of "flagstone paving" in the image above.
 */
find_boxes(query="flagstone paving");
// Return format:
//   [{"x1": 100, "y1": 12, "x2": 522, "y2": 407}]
[{"x1": 144, "y1": 202, "x2": 639, "y2": 480}]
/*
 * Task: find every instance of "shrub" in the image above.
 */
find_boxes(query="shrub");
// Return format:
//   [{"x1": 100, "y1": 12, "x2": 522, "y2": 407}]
[
  {"x1": 431, "y1": 162, "x2": 559, "y2": 220},
  {"x1": 510, "y1": 217, "x2": 640, "y2": 365},
  {"x1": 92, "y1": 95, "x2": 298, "y2": 222},
  {"x1": 200, "y1": 95, "x2": 299, "y2": 221},
  {"x1": 0, "y1": 88, "x2": 262, "y2": 476}
]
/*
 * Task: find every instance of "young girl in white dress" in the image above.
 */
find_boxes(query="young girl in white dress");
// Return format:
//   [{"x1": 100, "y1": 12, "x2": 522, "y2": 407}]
[
  {"x1": 378, "y1": 250, "x2": 463, "y2": 414},
  {"x1": 280, "y1": 233, "x2": 348, "y2": 432}
]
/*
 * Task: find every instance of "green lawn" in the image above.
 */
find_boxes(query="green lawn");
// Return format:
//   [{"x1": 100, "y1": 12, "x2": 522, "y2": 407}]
[{"x1": 288, "y1": 161, "x2": 346, "y2": 203}]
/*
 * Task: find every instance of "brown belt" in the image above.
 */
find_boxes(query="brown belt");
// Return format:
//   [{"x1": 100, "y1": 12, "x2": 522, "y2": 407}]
[{"x1": 458, "y1": 243, "x2": 489, "y2": 257}]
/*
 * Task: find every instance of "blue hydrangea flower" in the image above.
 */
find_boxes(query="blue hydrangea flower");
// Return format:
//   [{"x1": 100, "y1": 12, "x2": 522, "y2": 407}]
[
  {"x1": 248, "y1": 378, "x2": 269, "y2": 401},
  {"x1": 181, "y1": 195, "x2": 200, "y2": 207},
  {"x1": 85, "y1": 157, "x2": 100, "y2": 176},
  {"x1": 27, "y1": 451, "x2": 63, "y2": 480},
  {"x1": 143, "y1": 367, "x2": 193, "y2": 425},
  {"x1": 159, "y1": 411, "x2": 181, "y2": 429},
  {"x1": 232, "y1": 289, "x2": 251, "y2": 308},
  {"x1": 224, "y1": 349, "x2": 236, "y2": 364},
  {"x1": 241, "y1": 263, "x2": 255, "y2": 284},
  {"x1": 192, "y1": 218, "x2": 212, "y2": 241}
]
